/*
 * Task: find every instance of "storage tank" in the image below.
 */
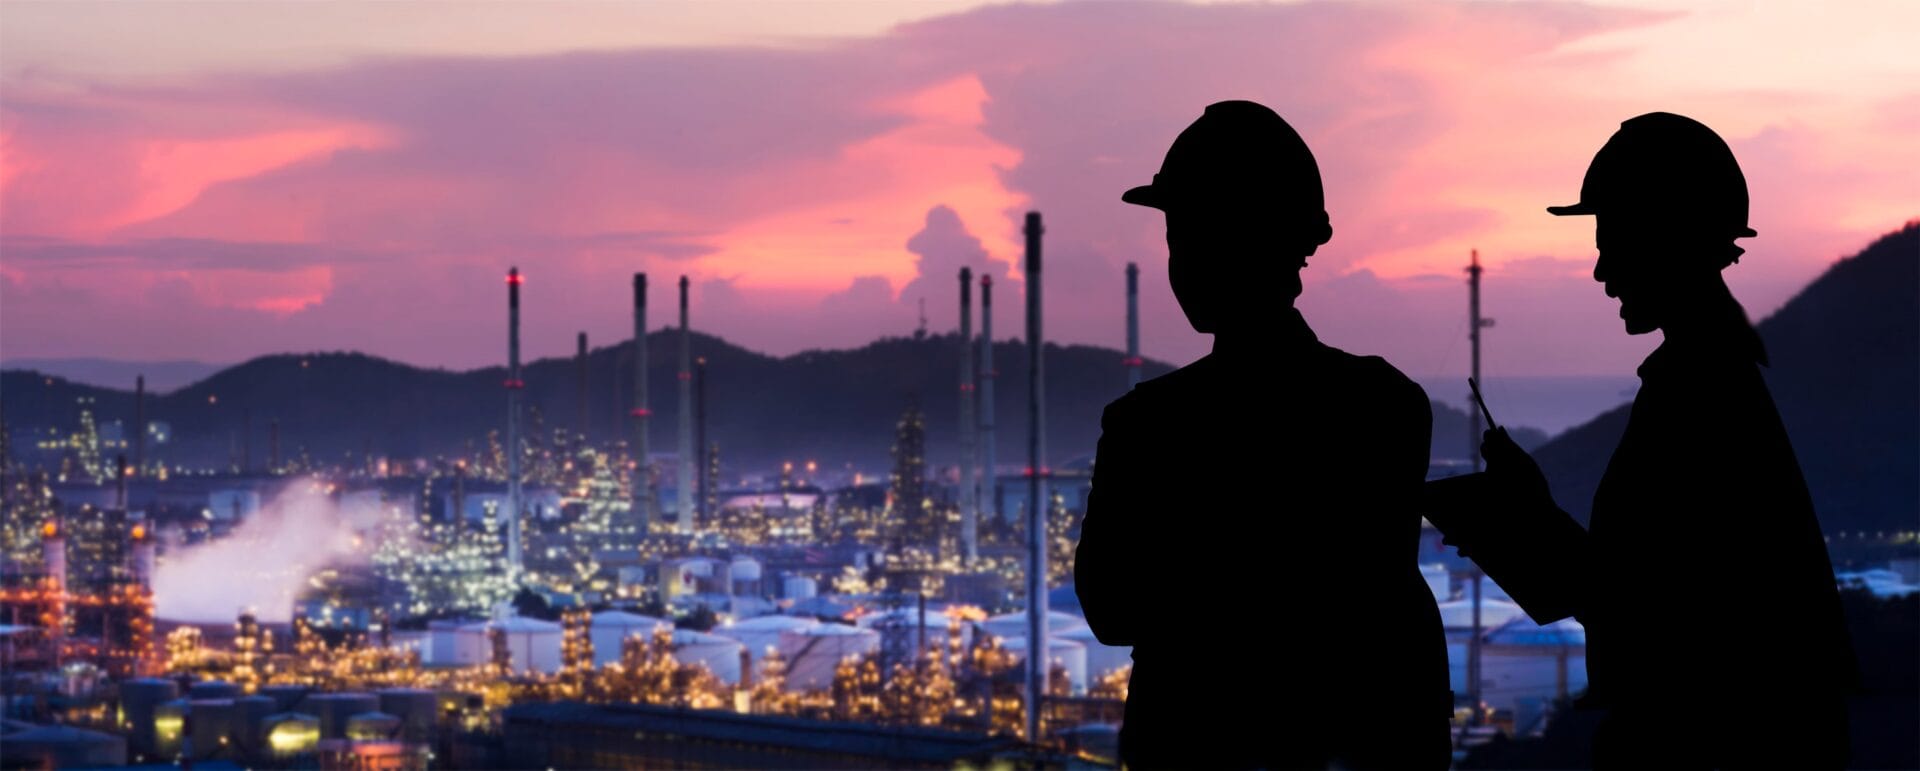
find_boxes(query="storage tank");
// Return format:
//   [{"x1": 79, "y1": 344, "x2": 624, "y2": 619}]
[
  {"x1": 153, "y1": 698, "x2": 188, "y2": 757},
  {"x1": 346, "y1": 711, "x2": 402, "y2": 741},
  {"x1": 302, "y1": 693, "x2": 379, "y2": 739},
  {"x1": 258, "y1": 685, "x2": 309, "y2": 713},
  {"x1": 119, "y1": 678, "x2": 179, "y2": 756},
  {"x1": 231, "y1": 695, "x2": 277, "y2": 755},
  {"x1": 376, "y1": 688, "x2": 439, "y2": 741},
  {"x1": 1435, "y1": 597, "x2": 1526, "y2": 630},
  {"x1": 188, "y1": 680, "x2": 242, "y2": 700},
  {"x1": 1055, "y1": 624, "x2": 1132, "y2": 682},
  {"x1": 729, "y1": 557, "x2": 763, "y2": 595},
  {"x1": 983, "y1": 610, "x2": 1088, "y2": 641},
  {"x1": 716, "y1": 615, "x2": 818, "y2": 671},
  {"x1": 783, "y1": 576, "x2": 817, "y2": 600},
  {"x1": 589, "y1": 611, "x2": 672, "y2": 667},
  {"x1": 0, "y1": 722, "x2": 127, "y2": 767},
  {"x1": 1002, "y1": 636, "x2": 1090, "y2": 696},
  {"x1": 672, "y1": 629, "x2": 746, "y2": 685},
  {"x1": 261, "y1": 713, "x2": 320, "y2": 757},
  {"x1": 777, "y1": 623, "x2": 880, "y2": 691},
  {"x1": 188, "y1": 699, "x2": 237, "y2": 759},
  {"x1": 456, "y1": 616, "x2": 563, "y2": 674}
]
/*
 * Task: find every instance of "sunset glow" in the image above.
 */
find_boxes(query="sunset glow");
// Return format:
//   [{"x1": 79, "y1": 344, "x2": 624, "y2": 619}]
[{"x1": 2, "y1": 0, "x2": 1914, "y2": 375}]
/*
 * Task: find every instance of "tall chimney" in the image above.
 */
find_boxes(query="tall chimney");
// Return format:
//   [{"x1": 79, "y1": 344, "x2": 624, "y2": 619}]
[
  {"x1": 958, "y1": 267, "x2": 977, "y2": 563},
  {"x1": 505, "y1": 267, "x2": 524, "y2": 579},
  {"x1": 576, "y1": 332, "x2": 590, "y2": 446},
  {"x1": 695, "y1": 356, "x2": 709, "y2": 530},
  {"x1": 677, "y1": 276, "x2": 694, "y2": 535},
  {"x1": 632, "y1": 274, "x2": 652, "y2": 537},
  {"x1": 1022, "y1": 211, "x2": 1048, "y2": 744},
  {"x1": 115, "y1": 454, "x2": 129, "y2": 510},
  {"x1": 130, "y1": 518, "x2": 155, "y2": 589},
  {"x1": 979, "y1": 275, "x2": 997, "y2": 526},
  {"x1": 269, "y1": 419, "x2": 280, "y2": 474},
  {"x1": 133, "y1": 375, "x2": 146, "y2": 477},
  {"x1": 42, "y1": 519, "x2": 66, "y2": 660},
  {"x1": 1125, "y1": 263, "x2": 1142, "y2": 389}
]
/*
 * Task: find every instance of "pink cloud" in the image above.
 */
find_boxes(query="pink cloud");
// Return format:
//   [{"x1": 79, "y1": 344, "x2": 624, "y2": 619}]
[{"x1": 1, "y1": 1, "x2": 1913, "y2": 378}]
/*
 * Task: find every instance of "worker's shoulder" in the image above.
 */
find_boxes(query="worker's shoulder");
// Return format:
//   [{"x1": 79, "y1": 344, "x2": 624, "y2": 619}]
[
  {"x1": 1099, "y1": 359, "x2": 1206, "y2": 423},
  {"x1": 1318, "y1": 344, "x2": 1427, "y2": 400}
]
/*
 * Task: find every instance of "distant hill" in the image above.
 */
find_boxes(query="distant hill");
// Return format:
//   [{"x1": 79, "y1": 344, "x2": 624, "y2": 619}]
[
  {"x1": 3, "y1": 334, "x2": 1533, "y2": 474},
  {"x1": 1534, "y1": 222, "x2": 1919, "y2": 534},
  {"x1": 0, "y1": 358, "x2": 224, "y2": 394}
]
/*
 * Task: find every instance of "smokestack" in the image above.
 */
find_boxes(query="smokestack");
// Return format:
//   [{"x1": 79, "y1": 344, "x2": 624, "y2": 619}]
[
  {"x1": 979, "y1": 274, "x2": 997, "y2": 526},
  {"x1": 130, "y1": 519, "x2": 155, "y2": 589},
  {"x1": 269, "y1": 419, "x2": 280, "y2": 474},
  {"x1": 632, "y1": 274, "x2": 652, "y2": 537},
  {"x1": 677, "y1": 276, "x2": 694, "y2": 535},
  {"x1": 505, "y1": 267, "x2": 524, "y2": 579},
  {"x1": 958, "y1": 267, "x2": 977, "y2": 563},
  {"x1": 695, "y1": 357, "x2": 709, "y2": 529},
  {"x1": 1125, "y1": 263, "x2": 1142, "y2": 389},
  {"x1": 637, "y1": 276, "x2": 660, "y2": 537},
  {"x1": 115, "y1": 454, "x2": 129, "y2": 510},
  {"x1": 42, "y1": 519, "x2": 66, "y2": 658},
  {"x1": 1022, "y1": 211, "x2": 1048, "y2": 744},
  {"x1": 576, "y1": 332, "x2": 590, "y2": 445},
  {"x1": 133, "y1": 375, "x2": 146, "y2": 477}
]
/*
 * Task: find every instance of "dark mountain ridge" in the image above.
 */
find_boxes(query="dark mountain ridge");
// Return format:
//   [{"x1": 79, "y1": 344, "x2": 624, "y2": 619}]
[{"x1": 1533, "y1": 222, "x2": 1919, "y2": 534}]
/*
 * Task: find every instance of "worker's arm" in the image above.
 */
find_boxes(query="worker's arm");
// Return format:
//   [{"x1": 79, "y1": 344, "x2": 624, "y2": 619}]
[{"x1": 1074, "y1": 397, "x2": 1151, "y2": 647}]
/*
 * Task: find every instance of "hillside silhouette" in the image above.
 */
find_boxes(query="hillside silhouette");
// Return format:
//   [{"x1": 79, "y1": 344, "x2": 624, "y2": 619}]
[
  {"x1": 1533, "y1": 222, "x2": 1919, "y2": 535},
  {"x1": 6, "y1": 334, "x2": 1523, "y2": 474}
]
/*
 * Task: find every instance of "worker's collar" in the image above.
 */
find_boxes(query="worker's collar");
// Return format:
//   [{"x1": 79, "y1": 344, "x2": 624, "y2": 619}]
[{"x1": 1209, "y1": 307, "x2": 1320, "y2": 359}]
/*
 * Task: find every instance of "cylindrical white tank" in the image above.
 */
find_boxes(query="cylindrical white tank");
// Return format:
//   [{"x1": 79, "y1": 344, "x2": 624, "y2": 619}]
[
  {"x1": 1054, "y1": 625, "x2": 1131, "y2": 682},
  {"x1": 672, "y1": 629, "x2": 745, "y2": 685},
  {"x1": 1002, "y1": 636, "x2": 1090, "y2": 696},
  {"x1": 983, "y1": 610, "x2": 1089, "y2": 641},
  {"x1": 717, "y1": 615, "x2": 818, "y2": 671},
  {"x1": 456, "y1": 617, "x2": 563, "y2": 674},
  {"x1": 783, "y1": 576, "x2": 817, "y2": 600},
  {"x1": 589, "y1": 611, "x2": 673, "y2": 668},
  {"x1": 1435, "y1": 597, "x2": 1526, "y2": 630},
  {"x1": 777, "y1": 623, "x2": 879, "y2": 692},
  {"x1": 301, "y1": 693, "x2": 379, "y2": 739}
]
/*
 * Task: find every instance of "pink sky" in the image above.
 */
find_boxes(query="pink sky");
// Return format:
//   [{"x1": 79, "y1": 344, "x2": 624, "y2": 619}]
[{"x1": 2, "y1": 0, "x2": 1914, "y2": 377}]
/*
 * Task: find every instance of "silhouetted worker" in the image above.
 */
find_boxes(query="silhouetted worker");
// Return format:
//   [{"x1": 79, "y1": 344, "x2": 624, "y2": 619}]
[
  {"x1": 1077, "y1": 100, "x2": 1450, "y2": 770},
  {"x1": 1463, "y1": 112, "x2": 1855, "y2": 768}
]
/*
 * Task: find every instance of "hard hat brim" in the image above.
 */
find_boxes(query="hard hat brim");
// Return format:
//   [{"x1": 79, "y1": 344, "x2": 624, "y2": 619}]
[
  {"x1": 1547, "y1": 202, "x2": 1758, "y2": 237},
  {"x1": 1122, "y1": 184, "x2": 1167, "y2": 210}
]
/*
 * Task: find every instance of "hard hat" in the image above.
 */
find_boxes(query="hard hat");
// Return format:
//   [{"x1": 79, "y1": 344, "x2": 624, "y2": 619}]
[
  {"x1": 1123, "y1": 101, "x2": 1331, "y2": 241},
  {"x1": 1548, "y1": 112, "x2": 1757, "y2": 239}
]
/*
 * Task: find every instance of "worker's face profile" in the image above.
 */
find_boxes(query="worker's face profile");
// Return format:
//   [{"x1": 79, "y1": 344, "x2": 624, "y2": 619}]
[
  {"x1": 1165, "y1": 203, "x2": 1309, "y2": 334},
  {"x1": 1592, "y1": 213, "x2": 1680, "y2": 336}
]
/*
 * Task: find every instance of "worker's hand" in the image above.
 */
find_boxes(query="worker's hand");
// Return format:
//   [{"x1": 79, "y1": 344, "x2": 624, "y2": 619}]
[{"x1": 1482, "y1": 427, "x2": 1552, "y2": 510}]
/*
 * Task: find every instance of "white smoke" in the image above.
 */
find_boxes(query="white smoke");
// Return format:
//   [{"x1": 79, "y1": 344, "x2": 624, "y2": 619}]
[{"x1": 153, "y1": 481, "x2": 376, "y2": 623}]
